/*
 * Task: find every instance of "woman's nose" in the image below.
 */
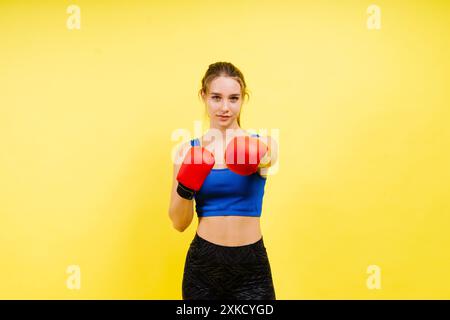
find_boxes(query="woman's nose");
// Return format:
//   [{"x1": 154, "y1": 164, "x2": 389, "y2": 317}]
[{"x1": 220, "y1": 102, "x2": 230, "y2": 111}]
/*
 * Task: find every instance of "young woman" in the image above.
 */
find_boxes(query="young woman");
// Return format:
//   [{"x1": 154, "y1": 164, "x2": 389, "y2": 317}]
[{"x1": 168, "y1": 61, "x2": 278, "y2": 300}]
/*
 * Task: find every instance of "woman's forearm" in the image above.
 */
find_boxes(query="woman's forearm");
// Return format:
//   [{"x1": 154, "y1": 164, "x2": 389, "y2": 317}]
[{"x1": 169, "y1": 194, "x2": 194, "y2": 232}]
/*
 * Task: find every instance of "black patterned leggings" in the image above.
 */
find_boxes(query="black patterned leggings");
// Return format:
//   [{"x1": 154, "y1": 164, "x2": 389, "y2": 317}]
[{"x1": 182, "y1": 232, "x2": 276, "y2": 300}]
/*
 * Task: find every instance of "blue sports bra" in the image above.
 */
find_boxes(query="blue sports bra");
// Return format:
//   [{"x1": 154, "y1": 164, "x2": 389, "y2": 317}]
[{"x1": 192, "y1": 133, "x2": 267, "y2": 218}]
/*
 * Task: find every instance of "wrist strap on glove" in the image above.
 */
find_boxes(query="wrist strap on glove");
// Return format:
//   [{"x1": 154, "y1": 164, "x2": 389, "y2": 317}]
[{"x1": 177, "y1": 182, "x2": 195, "y2": 200}]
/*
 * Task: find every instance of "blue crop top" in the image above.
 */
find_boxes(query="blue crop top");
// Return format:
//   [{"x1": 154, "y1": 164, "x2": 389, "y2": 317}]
[{"x1": 192, "y1": 133, "x2": 267, "y2": 217}]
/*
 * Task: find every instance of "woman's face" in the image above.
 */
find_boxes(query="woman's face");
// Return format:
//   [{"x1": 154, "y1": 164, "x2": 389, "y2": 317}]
[{"x1": 202, "y1": 76, "x2": 242, "y2": 130}]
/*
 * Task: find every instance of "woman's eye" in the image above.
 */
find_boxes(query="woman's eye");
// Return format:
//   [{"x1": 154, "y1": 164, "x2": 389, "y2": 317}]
[{"x1": 211, "y1": 96, "x2": 238, "y2": 101}]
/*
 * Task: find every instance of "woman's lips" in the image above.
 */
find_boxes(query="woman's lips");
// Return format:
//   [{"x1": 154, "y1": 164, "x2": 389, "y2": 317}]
[{"x1": 218, "y1": 115, "x2": 230, "y2": 120}]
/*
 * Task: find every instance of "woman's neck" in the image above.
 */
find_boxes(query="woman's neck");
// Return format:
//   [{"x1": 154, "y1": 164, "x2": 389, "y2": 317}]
[
  {"x1": 206, "y1": 127, "x2": 244, "y2": 138},
  {"x1": 202, "y1": 126, "x2": 246, "y2": 147}
]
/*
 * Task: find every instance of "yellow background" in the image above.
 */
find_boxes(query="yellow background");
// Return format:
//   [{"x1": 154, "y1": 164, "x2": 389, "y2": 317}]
[{"x1": 1, "y1": 0, "x2": 449, "y2": 299}]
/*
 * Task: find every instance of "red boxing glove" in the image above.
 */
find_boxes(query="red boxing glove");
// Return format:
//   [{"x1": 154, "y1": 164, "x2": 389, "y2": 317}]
[
  {"x1": 176, "y1": 146, "x2": 215, "y2": 200},
  {"x1": 224, "y1": 135, "x2": 268, "y2": 176}
]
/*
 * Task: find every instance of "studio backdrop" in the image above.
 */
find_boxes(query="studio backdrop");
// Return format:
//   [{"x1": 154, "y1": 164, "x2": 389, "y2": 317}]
[{"x1": 0, "y1": 0, "x2": 449, "y2": 299}]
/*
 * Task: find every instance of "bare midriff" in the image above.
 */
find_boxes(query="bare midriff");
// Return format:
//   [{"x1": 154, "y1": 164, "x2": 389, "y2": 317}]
[{"x1": 197, "y1": 216, "x2": 262, "y2": 247}]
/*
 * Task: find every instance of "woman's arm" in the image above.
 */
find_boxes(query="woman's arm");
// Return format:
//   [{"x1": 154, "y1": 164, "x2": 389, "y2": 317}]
[
  {"x1": 258, "y1": 135, "x2": 278, "y2": 177},
  {"x1": 168, "y1": 142, "x2": 194, "y2": 232}
]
